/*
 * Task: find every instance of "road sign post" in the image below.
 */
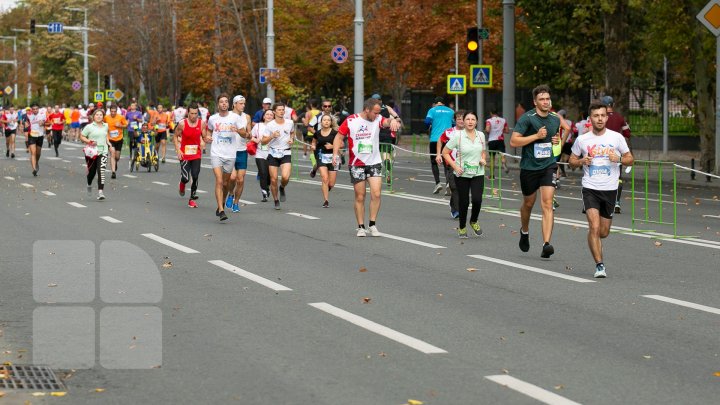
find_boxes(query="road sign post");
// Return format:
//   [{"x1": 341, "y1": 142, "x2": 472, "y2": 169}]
[
  {"x1": 447, "y1": 75, "x2": 467, "y2": 95},
  {"x1": 47, "y1": 22, "x2": 63, "y2": 34},
  {"x1": 697, "y1": 0, "x2": 720, "y2": 174},
  {"x1": 470, "y1": 65, "x2": 493, "y2": 88}
]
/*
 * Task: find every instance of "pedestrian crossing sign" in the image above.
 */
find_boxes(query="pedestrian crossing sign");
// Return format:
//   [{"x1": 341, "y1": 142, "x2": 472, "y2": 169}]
[
  {"x1": 94, "y1": 92, "x2": 104, "y2": 102},
  {"x1": 470, "y1": 65, "x2": 492, "y2": 88},
  {"x1": 447, "y1": 75, "x2": 467, "y2": 95}
]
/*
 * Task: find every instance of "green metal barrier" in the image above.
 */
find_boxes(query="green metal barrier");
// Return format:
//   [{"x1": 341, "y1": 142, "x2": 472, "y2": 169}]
[
  {"x1": 630, "y1": 159, "x2": 685, "y2": 238},
  {"x1": 379, "y1": 142, "x2": 395, "y2": 192}
]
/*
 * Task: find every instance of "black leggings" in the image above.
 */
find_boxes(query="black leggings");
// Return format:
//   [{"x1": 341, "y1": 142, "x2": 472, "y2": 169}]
[
  {"x1": 455, "y1": 175, "x2": 484, "y2": 229},
  {"x1": 180, "y1": 159, "x2": 201, "y2": 195},
  {"x1": 86, "y1": 154, "x2": 107, "y2": 190},
  {"x1": 255, "y1": 157, "x2": 270, "y2": 193},
  {"x1": 52, "y1": 130, "x2": 63, "y2": 150},
  {"x1": 429, "y1": 141, "x2": 440, "y2": 184}
]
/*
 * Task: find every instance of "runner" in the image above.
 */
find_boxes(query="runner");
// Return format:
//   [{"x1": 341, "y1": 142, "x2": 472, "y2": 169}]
[
  {"x1": 79, "y1": 109, "x2": 110, "y2": 200},
  {"x1": 43, "y1": 106, "x2": 53, "y2": 149},
  {"x1": 2, "y1": 106, "x2": 18, "y2": 158},
  {"x1": 202, "y1": 94, "x2": 245, "y2": 221},
  {"x1": 601, "y1": 95, "x2": 632, "y2": 214},
  {"x1": 308, "y1": 99, "x2": 335, "y2": 178},
  {"x1": 331, "y1": 97, "x2": 401, "y2": 236},
  {"x1": 425, "y1": 97, "x2": 455, "y2": 194},
  {"x1": 172, "y1": 102, "x2": 187, "y2": 137},
  {"x1": 484, "y1": 110, "x2": 510, "y2": 177},
  {"x1": 509, "y1": 84, "x2": 562, "y2": 258},
  {"x1": 437, "y1": 110, "x2": 464, "y2": 217},
  {"x1": 105, "y1": 105, "x2": 128, "y2": 179},
  {"x1": 252, "y1": 97, "x2": 272, "y2": 124},
  {"x1": 442, "y1": 111, "x2": 487, "y2": 238},
  {"x1": 304, "y1": 98, "x2": 320, "y2": 160},
  {"x1": 227, "y1": 95, "x2": 252, "y2": 213},
  {"x1": 174, "y1": 102, "x2": 206, "y2": 208},
  {"x1": 150, "y1": 104, "x2": 171, "y2": 163},
  {"x1": 79, "y1": 104, "x2": 90, "y2": 130},
  {"x1": 69, "y1": 105, "x2": 80, "y2": 142},
  {"x1": 311, "y1": 113, "x2": 339, "y2": 207},
  {"x1": 25, "y1": 104, "x2": 46, "y2": 176},
  {"x1": 250, "y1": 108, "x2": 274, "y2": 202},
  {"x1": 374, "y1": 95, "x2": 401, "y2": 185},
  {"x1": 261, "y1": 103, "x2": 295, "y2": 210},
  {"x1": 47, "y1": 106, "x2": 65, "y2": 157},
  {"x1": 569, "y1": 100, "x2": 633, "y2": 278},
  {"x1": 125, "y1": 102, "x2": 144, "y2": 160}
]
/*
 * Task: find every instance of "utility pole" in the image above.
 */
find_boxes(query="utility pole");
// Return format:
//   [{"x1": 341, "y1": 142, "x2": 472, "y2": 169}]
[
  {"x1": 64, "y1": 7, "x2": 90, "y2": 106},
  {"x1": 502, "y1": 0, "x2": 516, "y2": 130},
  {"x1": 354, "y1": 0, "x2": 364, "y2": 112},
  {"x1": 0, "y1": 36, "x2": 18, "y2": 99},
  {"x1": 266, "y1": 0, "x2": 275, "y2": 101},
  {"x1": 11, "y1": 29, "x2": 30, "y2": 102},
  {"x1": 476, "y1": 0, "x2": 483, "y2": 119}
]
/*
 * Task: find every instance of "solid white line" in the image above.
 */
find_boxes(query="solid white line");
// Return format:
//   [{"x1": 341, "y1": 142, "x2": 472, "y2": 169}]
[
  {"x1": 308, "y1": 302, "x2": 447, "y2": 354},
  {"x1": 408, "y1": 178, "x2": 437, "y2": 184},
  {"x1": 164, "y1": 158, "x2": 180, "y2": 163},
  {"x1": 702, "y1": 214, "x2": 720, "y2": 219},
  {"x1": 485, "y1": 375, "x2": 582, "y2": 405},
  {"x1": 641, "y1": 295, "x2": 720, "y2": 315},
  {"x1": 152, "y1": 181, "x2": 169, "y2": 186},
  {"x1": 20, "y1": 183, "x2": 34, "y2": 188},
  {"x1": 123, "y1": 174, "x2": 137, "y2": 178},
  {"x1": 196, "y1": 190, "x2": 208, "y2": 194},
  {"x1": 209, "y1": 260, "x2": 292, "y2": 291},
  {"x1": 4, "y1": 176, "x2": 14, "y2": 180},
  {"x1": 469, "y1": 254, "x2": 595, "y2": 283},
  {"x1": 41, "y1": 191, "x2": 56, "y2": 196},
  {"x1": 46, "y1": 157, "x2": 61, "y2": 160},
  {"x1": 62, "y1": 159, "x2": 71, "y2": 163},
  {"x1": 238, "y1": 199, "x2": 257, "y2": 205},
  {"x1": 379, "y1": 232, "x2": 446, "y2": 249},
  {"x1": 141, "y1": 233, "x2": 199, "y2": 254},
  {"x1": 287, "y1": 212, "x2": 319, "y2": 220},
  {"x1": 100, "y1": 216, "x2": 123, "y2": 224},
  {"x1": 67, "y1": 202, "x2": 86, "y2": 208}
]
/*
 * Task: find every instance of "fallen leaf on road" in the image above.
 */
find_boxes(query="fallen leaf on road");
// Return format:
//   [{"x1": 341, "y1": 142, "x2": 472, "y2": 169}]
[
  {"x1": 499, "y1": 336, "x2": 506, "y2": 341},
  {"x1": 378, "y1": 352, "x2": 387, "y2": 357},
  {"x1": 467, "y1": 268, "x2": 478, "y2": 272},
  {"x1": 32, "y1": 392, "x2": 46, "y2": 397},
  {"x1": 694, "y1": 198, "x2": 700, "y2": 205},
  {"x1": 152, "y1": 365, "x2": 161, "y2": 369},
  {"x1": 510, "y1": 230, "x2": 518, "y2": 235},
  {"x1": 713, "y1": 195, "x2": 718, "y2": 200},
  {"x1": 565, "y1": 266, "x2": 574, "y2": 272},
  {"x1": 713, "y1": 372, "x2": 720, "y2": 377},
  {"x1": 359, "y1": 267, "x2": 367, "y2": 272},
  {"x1": 2, "y1": 351, "x2": 11, "y2": 354},
  {"x1": 95, "y1": 388, "x2": 106, "y2": 393},
  {"x1": 362, "y1": 297, "x2": 371, "y2": 304},
  {"x1": 203, "y1": 234, "x2": 212, "y2": 237},
  {"x1": 499, "y1": 224, "x2": 506, "y2": 228},
  {"x1": 162, "y1": 261, "x2": 173, "y2": 269},
  {"x1": 653, "y1": 241, "x2": 662, "y2": 247},
  {"x1": 407, "y1": 400, "x2": 423, "y2": 405},
  {"x1": 0, "y1": 391, "x2": 4, "y2": 398},
  {"x1": 48, "y1": 283, "x2": 58, "y2": 287},
  {"x1": 643, "y1": 355, "x2": 652, "y2": 359},
  {"x1": 492, "y1": 188, "x2": 498, "y2": 195},
  {"x1": 436, "y1": 293, "x2": 443, "y2": 298},
  {"x1": 3, "y1": 362, "x2": 12, "y2": 366},
  {"x1": 50, "y1": 392, "x2": 67, "y2": 397},
  {"x1": 502, "y1": 368, "x2": 509, "y2": 374},
  {"x1": 554, "y1": 385, "x2": 564, "y2": 390}
]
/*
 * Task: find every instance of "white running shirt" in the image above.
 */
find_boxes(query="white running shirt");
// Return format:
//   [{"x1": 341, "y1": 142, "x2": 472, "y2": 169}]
[
  {"x1": 338, "y1": 113, "x2": 386, "y2": 166},
  {"x1": 485, "y1": 116, "x2": 508, "y2": 141},
  {"x1": 208, "y1": 112, "x2": 243, "y2": 159},
  {"x1": 264, "y1": 120, "x2": 295, "y2": 156},
  {"x1": 235, "y1": 113, "x2": 249, "y2": 151},
  {"x1": 4, "y1": 111, "x2": 18, "y2": 130},
  {"x1": 571, "y1": 129, "x2": 629, "y2": 191}
]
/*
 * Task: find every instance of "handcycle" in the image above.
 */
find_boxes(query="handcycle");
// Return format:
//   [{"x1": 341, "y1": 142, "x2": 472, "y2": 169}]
[{"x1": 130, "y1": 128, "x2": 159, "y2": 172}]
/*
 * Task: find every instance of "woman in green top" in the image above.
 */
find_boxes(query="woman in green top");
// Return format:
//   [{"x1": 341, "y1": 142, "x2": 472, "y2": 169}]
[
  {"x1": 442, "y1": 111, "x2": 487, "y2": 238},
  {"x1": 80, "y1": 109, "x2": 110, "y2": 200}
]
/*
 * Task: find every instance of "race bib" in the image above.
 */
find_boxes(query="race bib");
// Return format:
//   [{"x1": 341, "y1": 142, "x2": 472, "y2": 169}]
[
  {"x1": 534, "y1": 142, "x2": 552, "y2": 158},
  {"x1": 131, "y1": 122, "x2": 139, "y2": 129},
  {"x1": 463, "y1": 163, "x2": 480, "y2": 176},
  {"x1": 30, "y1": 130, "x2": 39, "y2": 137},
  {"x1": 589, "y1": 165, "x2": 611, "y2": 177},
  {"x1": 157, "y1": 123, "x2": 166, "y2": 130},
  {"x1": 260, "y1": 144, "x2": 269, "y2": 151},
  {"x1": 184, "y1": 145, "x2": 198, "y2": 155},
  {"x1": 53, "y1": 118, "x2": 62, "y2": 124},
  {"x1": 320, "y1": 153, "x2": 333, "y2": 164},
  {"x1": 358, "y1": 140, "x2": 373, "y2": 154},
  {"x1": 270, "y1": 148, "x2": 285, "y2": 159},
  {"x1": 110, "y1": 130, "x2": 119, "y2": 138}
]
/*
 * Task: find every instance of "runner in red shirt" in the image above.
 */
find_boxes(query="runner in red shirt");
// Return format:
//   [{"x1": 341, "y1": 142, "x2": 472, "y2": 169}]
[
  {"x1": 48, "y1": 105, "x2": 65, "y2": 157},
  {"x1": 173, "y1": 102, "x2": 206, "y2": 208}
]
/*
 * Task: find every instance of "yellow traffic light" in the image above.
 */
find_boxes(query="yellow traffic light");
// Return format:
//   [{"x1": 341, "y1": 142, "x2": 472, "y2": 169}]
[{"x1": 467, "y1": 40, "x2": 478, "y2": 51}]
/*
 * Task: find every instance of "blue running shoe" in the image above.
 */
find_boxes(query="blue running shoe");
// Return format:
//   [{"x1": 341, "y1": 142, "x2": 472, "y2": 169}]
[
  {"x1": 225, "y1": 195, "x2": 233, "y2": 209},
  {"x1": 232, "y1": 203, "x2": 240, "y2": 213}
]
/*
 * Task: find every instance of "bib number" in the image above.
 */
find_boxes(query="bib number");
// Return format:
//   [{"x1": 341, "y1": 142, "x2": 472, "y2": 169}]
[
  {"x1": 534, "y1": 142, "x2": 552, "y2": 158},
  {"x1": 463, "y1": 163, "x2": 480, "y2": 176},
  {"x1": 157, "y1": 124, "x2": 166, "y2": 130},
  {"x1": 358, "y1": 140, "x2": 373, "y2": 154},
  {"x1": 184, "y1": 145, "x2": 198, "y2": 155},
  {"x1": 30, "y1": 130, "x2": 39, "y2": 137},
  {"x1": 110, "y1": 130, "x2": 119, "y2": 138},
  {"x1": 320, "y1": 153, "x2": 333, "y2": 164},
  {"x1": 589, "y1": 163, "x2": 611, "y2": 177},
  {"x1": 260, "y1": 144, "x2": 269, "y2": 151},
  {"x1": 270, "y1": 148, "x2": 285, "y2": 159}
]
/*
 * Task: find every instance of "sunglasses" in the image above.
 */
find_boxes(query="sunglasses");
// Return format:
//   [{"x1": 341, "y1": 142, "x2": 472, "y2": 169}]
[{"x1": 322, "y1": 105, "x2": 332, "y2": 108}]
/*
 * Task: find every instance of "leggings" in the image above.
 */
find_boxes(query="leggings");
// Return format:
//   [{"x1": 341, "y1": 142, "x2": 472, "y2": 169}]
[
  {"x1": 429, "y1": 141, "x2": 440, "y2": 184},
  {"x1": 444, "y1": 165, "x2": 459, "y2": 212},
  {"x1": 52, "y1": 130, "x2": 63, "y2": 150},
  {"x1": 86, "y1": 154, "x2": 107, "y2": 190},
  {"x1": 255, "y1": 157, "x2": 270, "y2": 194},
  {"x1": 455, "y1": 175, "x2": 484, "y2": 229},
  {"x1": 180, "y1": 159, "x2": 201, "y2": 195}
]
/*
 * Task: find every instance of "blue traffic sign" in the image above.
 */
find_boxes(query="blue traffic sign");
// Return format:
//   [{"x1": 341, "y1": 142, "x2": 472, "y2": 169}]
[
  {"x1": 47, "y1": 22, "x2": 63, "y2": 34},
  {"x1": 331, "y1": 45, "x2": 348, "y2": 64},
  {"x1": 470, "y1": 65, "x2": 492, "y2": 88},
  {"x1": 259, "y1": 68, "x2": 279, "y2": 84},
  {"x1": 447, "y1": 75, "x2": 467, "y2": 95}
]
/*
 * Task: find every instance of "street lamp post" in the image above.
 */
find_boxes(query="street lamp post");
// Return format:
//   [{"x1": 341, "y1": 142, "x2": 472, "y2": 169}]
[
  {"x1": 65, "y1": 7, "x2": 89, "y2": 105},
  {"x1": 11, "y1": 29, "x2": 32, "y2": 102},
  {"x1": 0, "y1": 36, "x2": 18, "y2": 100}
]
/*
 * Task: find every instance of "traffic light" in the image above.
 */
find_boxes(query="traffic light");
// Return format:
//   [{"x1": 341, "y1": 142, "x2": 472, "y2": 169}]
[
  {"x1": 466, "y1": 27, "x2": 479, "y2": 64},
  {"x1": 104, "y1": 75, "x2": 110, "y2": 89},
  {"x1": 30, "y1": 19, "x2": 35, "y2": 34}
]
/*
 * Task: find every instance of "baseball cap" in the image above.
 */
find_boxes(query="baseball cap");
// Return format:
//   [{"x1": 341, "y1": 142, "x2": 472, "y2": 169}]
[
  {"x1": 262, "y1": 97, "x2": 272, "y2": 104},
  {"x1": 557, "y1": 109, "x2": 566, "y2": 117},
  {"x1": 371, "y1": 93, "x2": 381, "y2": 100},
  {"x1": 601, "y1": 96, "x2": 614, "y2": 106},
  {"x1": 434, "y1": 96, "x2": 444, "y2": 104},
  {"x1": 97, "y1": 102, "x2": 103, "y2": 107},
  {"x1": 233, "y1": 95, "x2": 245, "y2": 104},
  {"x1": 78, "y1": 104, "x2": 82, "y2": 108}
]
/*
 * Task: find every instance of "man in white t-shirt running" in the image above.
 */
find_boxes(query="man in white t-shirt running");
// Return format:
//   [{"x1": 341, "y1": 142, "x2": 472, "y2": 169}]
[
  {"x1": 332, "y1": 98, "x2": 401, "y2": 237},
  {"x1": 202, "y1": 93, "x2": 245, "y2": 221},
  {"x1": 569, "y1": 100, "x2": 633, "y2": 279},
  {"x1": 484, "y1": 110, "x2": 509, "y2": 177},
  {"x1": 261, "y1": 103, "x2": 296, "y2": 210},
  {"x1": 226, "y1": 95, "x2": 252, "y2": 213}
]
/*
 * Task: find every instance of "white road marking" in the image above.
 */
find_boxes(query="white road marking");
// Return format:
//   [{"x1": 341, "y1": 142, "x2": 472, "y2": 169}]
[
  {"x1": 379, "y1": 232, "x2": 446, "y2": 249},
  {"x1": 408, "y1": 178, "x2": 437, "y2": 184},
  {"x1": 45, "y1": 157, "x2": 61, "y2": 160},
  {"x1": 62, "y1": 159, "x2": 71, "y2": 163},
  {"x1": 41, "y1": 191, "x2": 56, "y2": 196},
  {"x1": 141, "y1": 233, "x2": 199, "y2": 254},
  {"x1": 15, "y1": 157, "x2": 28, "y2": 161},
  {"x1": 308, "y1": 302, "x2": 447, "y2": 354},
  {"x1": 67, "y1": 202, "x2": 86, "y2": 208},
  {"x1": 164, "y1": 158, "x2": 180, "y2": 163},
  {"x1": 287, "y1": 212, "x2": 319, "y2": 220},
  {"x1": 196, "y1": 190, "x2": 208, "y2": 194},
  {"x1": 238, "y1": 199, "x2": 257, "y2": 205},
  {"x1": 100, "y1": 216, "x2": 123, "y2": 224},
  {"x1": 123, "y1": 174, "x2": 137, "y2": 178},
  {"x1": 485, "y1": 375, "x2": 582, "y2": 405},
  {"x1": 468, "y1": 254, "x2": 595, "y2": 283},
  {"x1": 152, "y1": 181, "x2": 169, "y2": 186},
  {"x1": 209, "y1": 260, "x2": 292, "y2": 291},
  {"x1": 641, "y1": 295, "x2": 720, "y2": 315},
  {"x1": 21, "y1": 183, "x2": 34, "y2": 188},
  {"x1": 702, "y1": 214, "x2": 720, "y2": 219},
  {"x1": 4, "y1": 176, "x2": 14, "y2": 180}
]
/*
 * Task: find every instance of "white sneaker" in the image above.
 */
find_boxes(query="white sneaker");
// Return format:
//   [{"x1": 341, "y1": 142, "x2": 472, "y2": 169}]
[
  {"x1": 368, "y1": 225, "x2": 380, "y2": 237},
  {"x1": 87, "y1": 185, "x2": 92, "y2": 196},
  {"x1": 97, "y1": 190, "x2": 105, "y2": 200},
  {"x1": 356, "y1": 228, "x2": 367, "y2": 237},
  {"x1": 433, "y1": 183, "x2": 443, "y2": 194},
  {"x1": 594, "y1": 263, "x2": 607, "y2": 278}
]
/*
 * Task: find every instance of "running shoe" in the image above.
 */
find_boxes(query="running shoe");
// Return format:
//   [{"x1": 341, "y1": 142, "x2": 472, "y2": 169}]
[
  {"x1": 32, "y1": 169, "x2": 37, "y2": 177},
  {"x1": 451, "y1": 210, "x2": 460, "y2": 219},
  {"x1": 87, "y1": 185, "x2": 92, "y2": 196},
  {"x1": 111, "y1": 172, "x2": 116, "y2": 179},
  {"x1": 179, "y1": 181, "x2": 186, "y2": 196},
  {"x1": 190, "y1": 193, "x2": 199, "y2": 200},
  {"x1": 225, "y1": 195, "x2": 233, "y2": 209},
  {"x1": 216, "y1": 209, "x2": 228, "y2": 221},
  {"x1": 188, "y1": 199, "x2": 198, "y2": 208},
  {"x1": 445, "y1": 185, "x2": 451, "y2": 196},
  {"x1": 470, "y1": 222, "x2": 483, "y2": 236},
  {"x1": 458, "y1": 228, "x2": 468, "y2": 239},
  {"x1": 97, "y1": 190, "x2": 105, "y2": 200},
  {"x1": 261, "y1": 189, "x2": 268, "y2": 202},
  {"x1": 553, "y1": 198, "x2": 560, "y2": 209},
  {"x1": 614, "y1": 203, "x2": 621, "y2": 214},
  {"x1": 55, "y1": 150, "x2": 59, "y2": 157},
  {"x1": 274, "y1": 200, "x2": 280, "y2": 210},
  {"x1": 232, "y1": 203, "x2": 240, "y2": 213},
  {"x1": 368, "y1": 225, "x2": 380, "y2": 237},
  {"x1": 555, "y1": 178, "x2": 561, "y2": 189},
  {"x1": 540, "y1": 243, "x2": 555, "y2": 258},
  {"x1": 433, "y1": 183, "x2": 443, "y2": 194},
  {"x1": 161, "y1": 158, "x2": 165, "y2": 164},
  {"x1": 322, "y1": 200, "x2": 329, "y2": 208},
  {"x1": 310, "y1": 167, "x2": 317, "y2": 178},
  {"x1": 279, "y1": 186, "x2": 286, "y2": 202},
  {"x1": 519, "y1": 231, "x2": 530, "y2": 252},
  {"x1": 5, "y1": 150, "x2": 8, "y2": 157},
  {"x1": 594, "y1": 263, "x2": 607, "y2": 278},
  {"x1": 10, "y1": 153, "x2": 14, "y2": 158},
  {"x1": 356, "y1": 227, "x2": 367, "y2": 237}
]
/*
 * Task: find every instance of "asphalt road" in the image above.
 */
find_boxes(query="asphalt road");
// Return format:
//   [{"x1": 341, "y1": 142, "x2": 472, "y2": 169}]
[{"x1": 1, "y1": 138, "x2": 719, "y2": 404}]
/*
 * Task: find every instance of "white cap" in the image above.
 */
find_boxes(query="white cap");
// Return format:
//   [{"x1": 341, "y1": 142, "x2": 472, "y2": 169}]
[
  {"x1": 233, "y1": 95, "x2": 245, "y2": 104},
  {"x1": 262, "y1": 97, "x2": 272, "y2": 104},
  {"x1": 78, "y1": 104, "x2": 83, "y2": 108}
]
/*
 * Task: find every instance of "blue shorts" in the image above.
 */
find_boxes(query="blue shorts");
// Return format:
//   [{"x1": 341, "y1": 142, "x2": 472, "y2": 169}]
[
  {"x1": 234, "y1": 150, "x2": 248, "y2": 170},
  {"x1": 70, "y1": 122, "x2": 80, "y2": 129}
]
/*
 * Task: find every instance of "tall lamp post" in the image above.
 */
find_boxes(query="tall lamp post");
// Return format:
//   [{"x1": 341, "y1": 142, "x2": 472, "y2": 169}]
[
  {"x1": 10, "y1": 29, "x2": 30, "y2": 102},
  {"x1": 65, "y1": 7, "x2": 90, "y2": 106},
  {"x1": 0, "y1": 36, "x2": 17, "y2": 100}
]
